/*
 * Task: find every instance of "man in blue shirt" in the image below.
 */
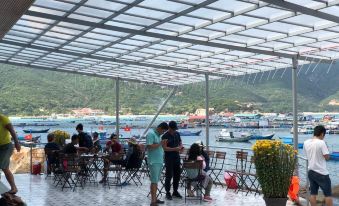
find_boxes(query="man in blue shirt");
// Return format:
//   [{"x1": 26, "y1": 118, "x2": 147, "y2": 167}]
[{"x1": 147, "y1": 122, "x2": 168, "y2": 206}]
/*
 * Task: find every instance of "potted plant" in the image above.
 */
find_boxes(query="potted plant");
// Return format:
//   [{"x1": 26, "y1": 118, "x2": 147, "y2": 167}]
[
  {"x1": 50, "y1": 130, "x2": 70, "y2": 148},
  {"x1": 252, "y1": 140, "x2": 297, "y2": 206}
]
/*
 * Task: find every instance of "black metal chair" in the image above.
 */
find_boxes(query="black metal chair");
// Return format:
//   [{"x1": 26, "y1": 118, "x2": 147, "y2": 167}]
[
  {"x1": 241, "y1": 156, "x2": 260, "y2": 195},
  {"x1": 122, "y1": 152, "x2": 144, "y2": 186},
  {"x1": 59, "y1": 154, "x2": 83, "y2": 191},
  {"x1": 105, "y1": 154, "x2": 124, "y2": 189},
  {"x1": 208, "y1": 151, "x2": 226, "y2": 187},
  {"x1": 44, "y1": 148, "x2": 60, "y2": 179},
  {"x1": 183, "y1": 160, "x2": 204, "y2": 203}
]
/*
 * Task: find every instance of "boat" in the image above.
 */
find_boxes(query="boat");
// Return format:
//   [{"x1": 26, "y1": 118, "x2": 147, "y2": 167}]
[
  {"x1": 179, "y1": 130, "x2": 202, "y2": 136},
  {"x1": 290, "y1": 125, "x2": 313, "y2": 134},
  {"x1": 279, "y1": 136, "x2": 304, "y2": 149},
  {"x1": 23, "y1": 128, "x2": 50, "y2": 133},
  {"x1": 18, "y1": 135, "x2": 41, "y2": 142},
  {"x1": 250, "y1": 133, "x2": 275, "y2": 140},
  {"x1": 330, "y1": 152, "x2": 339, "y2": 161},
  {"x1": 216, "y1": 129, "x2": 251, "y2": 142}
]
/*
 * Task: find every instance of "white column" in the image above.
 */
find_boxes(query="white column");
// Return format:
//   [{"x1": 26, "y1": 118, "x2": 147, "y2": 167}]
[
  {"x1": 292, "y1": 58, "x2": 298, "y2": 151},
  {"x1": 205, "y1": 74, "x2": 210, "y2": 148},
  {"x1": 115, "y1": 78, "x2": 120, "y2": 138}
]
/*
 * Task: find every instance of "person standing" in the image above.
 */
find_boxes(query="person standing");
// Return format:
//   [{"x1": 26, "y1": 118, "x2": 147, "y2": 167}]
[
  {"x1": 146, "y1": 122, "x2": 169, "y2": 206},
  {"x1": 76, "y1": 123, "x2": 93, "y2": 150},
  {"x1": 162, "y1": 121, "x2": 183, "y2": 200},
  {"x1": 0, "y1": 113, "x2": 21, "y2": 194},
  {"x1": 304, "y1": 125, "x2": 333, "y2": 206}
]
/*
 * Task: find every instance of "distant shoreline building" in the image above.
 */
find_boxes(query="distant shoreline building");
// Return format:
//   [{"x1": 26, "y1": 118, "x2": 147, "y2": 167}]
[
  {"x1": 71, "y1": 108, "x2": 105, "y2": 116},
  {"x1": 328, "y1": 99, "x2": 339, "y2": 106}
]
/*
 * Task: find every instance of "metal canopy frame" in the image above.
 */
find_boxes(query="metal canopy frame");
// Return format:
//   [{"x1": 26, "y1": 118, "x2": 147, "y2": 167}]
[{"x1": 0, "y1": 0, "x2": 338, "y2": 86}]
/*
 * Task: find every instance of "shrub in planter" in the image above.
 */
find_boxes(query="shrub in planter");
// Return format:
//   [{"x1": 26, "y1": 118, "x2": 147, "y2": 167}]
[{"x1": 252, "y1": 140, "x2": 297, "y2": 206}]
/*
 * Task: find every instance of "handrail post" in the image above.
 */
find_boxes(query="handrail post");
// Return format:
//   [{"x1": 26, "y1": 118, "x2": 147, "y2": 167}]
[
  {"x1": 30, "y1": 143, "x2": 33, "y2": 174},
  {"x1": 306, "y1": 159, "x2": 310, "y2": 206}
]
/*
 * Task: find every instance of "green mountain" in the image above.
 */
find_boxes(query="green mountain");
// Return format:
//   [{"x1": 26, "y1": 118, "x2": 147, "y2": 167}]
[{"x1": 0, "y1": 63, "x2": 338, "y2": 115}]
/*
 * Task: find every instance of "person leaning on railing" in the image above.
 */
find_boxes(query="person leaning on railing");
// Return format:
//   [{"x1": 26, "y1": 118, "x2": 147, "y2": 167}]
[
  {"x1": 304, "y1": 125, "x2": 333, "y2": 206},
  {"x1": 0, "y1": 113, "x2": 21, "y2": 194}
]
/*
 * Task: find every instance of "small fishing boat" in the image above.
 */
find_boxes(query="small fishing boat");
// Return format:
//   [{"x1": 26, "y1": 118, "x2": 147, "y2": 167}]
[
  {"x1": 279, "y1": 137, "x2": 304, "y2": 149},
  {"x1": 250, "y1": 133, "x2": 275, "y2": 140},
  {"x1": 18, "y1": 135, "x2": 41, "y2": 142},
  {"x1": 330, "y1": 152, "x2": 339, "y2": 161},
  {"x1": 216, "y1": 129, "x2": 251, "y2": 142},
  {"x1": 179, "y1": 130, "x2": 202, "y2": 136},
  {"x1": 23, "y1": 128, "x2": 50, "y2": 133}
]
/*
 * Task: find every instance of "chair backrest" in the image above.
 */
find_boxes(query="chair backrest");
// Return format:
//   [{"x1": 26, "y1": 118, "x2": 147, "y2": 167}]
[
  {"x1": 207, "y1": 150, "x2": 215, "y2": 158},
  {"x1": 248, "y1": 155, "x2": 256, "y2": 173},
  {"x1": 214, "y1": 151, "x2": 226, "y2": 167},
  {"x1": 215, "y1": 151, "x2": 226, "y2": 159},
  {"x1": 183, "y1": 160, "x2": 203, "y2": 170},
  {"x1": 60, "y1": 154, "x2": 80, "y2": 172},
  {"x1": 235, "y1": 151, "x2": 248, "y2": 172},
  {"x1": 44, "y1": 148, "x2": 59, "y2": 159},
  {"x1": 183, "y1": 160, "x2": 203, "y2": 180}
]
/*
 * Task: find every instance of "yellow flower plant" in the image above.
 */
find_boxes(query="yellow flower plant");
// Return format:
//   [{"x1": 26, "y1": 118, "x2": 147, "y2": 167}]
[
  {"x1": 50, "y1": 130, "x2": 70, "y2": 148},
  {"x1": 253, "y1": 140, "x2": 297, "y2": 198}
]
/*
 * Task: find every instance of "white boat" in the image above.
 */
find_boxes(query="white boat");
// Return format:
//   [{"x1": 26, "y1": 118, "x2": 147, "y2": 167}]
[
  {"x1": 216, "y1": 129, "x2": 251, "y2": 142},
  {"x1": 290, "y1": 125, "x2": 313, "y2": 134}
]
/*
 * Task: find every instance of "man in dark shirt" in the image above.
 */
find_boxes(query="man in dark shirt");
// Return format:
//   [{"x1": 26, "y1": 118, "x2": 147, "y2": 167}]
[
  {"x1": 44, "y1": 133, "x2": 60, "y2": 174},
  {"x1": 162, "y1": 121, "x2": 183, "y2": 200},
  {"x1": 63, "y1": 134, "x2": 88, "y2": 155},
  {"x1": 45, "y1": 133, "x2": 60, "y2": 151},
  {"x1": 76, "y1": 123, "x2": 93, "y2": 149}
]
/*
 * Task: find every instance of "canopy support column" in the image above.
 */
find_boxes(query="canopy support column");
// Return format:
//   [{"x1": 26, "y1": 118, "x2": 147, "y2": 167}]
[
  {"x1": 142, "y1": 87, "x2": 177, "y2": 138},
  {"x1": 292, "y1": 57, "x2": 299, "y2": 178},
  {"x1": 205, "y1": 74, "x2": 210, "y2": 148},
  {"x1": 292, "y1": 58, "x2": 298, "y2": 151},
  {"x1": 115, "y1": 77, "x2": 120, "y2": 138}
]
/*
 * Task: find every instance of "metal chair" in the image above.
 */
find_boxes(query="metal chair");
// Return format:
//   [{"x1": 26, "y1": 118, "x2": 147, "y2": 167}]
[
  {"x1": 242, "y1": 156, "x2": 260, "y2": 195},
  {"x1": 122, "y1": 152, "x2": 144, "y2": 186},
  {"x1": 183, "y1": 160, "x2": 204, "y2": 203},
  {"x1": 44, "y1": 148, "x2": 60, "y2": 179},
  {"x1": 105, "y1": 154, "x2": 124, "y2": 189},
  {"x1": 206, "y1": 150, "x2": 215, "y2": 168},
  {"x1": 59, "y1": 154, "x2": 83, "y2": 191},
  {"x1": 208, "y1": 151, "x2": 226, "y2": 187}
]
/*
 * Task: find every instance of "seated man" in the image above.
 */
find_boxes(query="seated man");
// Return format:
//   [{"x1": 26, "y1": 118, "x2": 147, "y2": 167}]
[
  {"x1": 44, "y1": 133, "x2": 60, "y2": 174},
  {"x1": 99, "y1": 133, "x2": 123, "y2": 183},
  {"x1": 63, "y1": 135, "x2": 89, "y2": 155},
  {"x1": 104, "y1": 133, "x2": 122, "y2": 154},
  {"x1": 92, "y1": 132, "x2": 102, "y2": 153}
]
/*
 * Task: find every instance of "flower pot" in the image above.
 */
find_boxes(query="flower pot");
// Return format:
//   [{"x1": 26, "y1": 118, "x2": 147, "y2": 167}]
[{"x1": 263, "y1": 197, "x2": 288, "y2": 206}]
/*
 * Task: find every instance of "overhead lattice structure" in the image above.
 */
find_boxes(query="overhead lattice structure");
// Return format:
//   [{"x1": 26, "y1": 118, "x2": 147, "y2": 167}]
[{"x1": 0, "y1": 0, "x2": 339, "y2": 86}]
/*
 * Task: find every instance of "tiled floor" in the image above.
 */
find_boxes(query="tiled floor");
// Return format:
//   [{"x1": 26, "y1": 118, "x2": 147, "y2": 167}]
[{"x1": 0, "y1": 174, "x2": 276, "y2": 206}]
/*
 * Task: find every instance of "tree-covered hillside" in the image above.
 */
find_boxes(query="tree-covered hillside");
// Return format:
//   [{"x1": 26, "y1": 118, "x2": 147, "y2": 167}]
[{"x1": 0, "y1": 63, "x2": 338, "y2": 115}]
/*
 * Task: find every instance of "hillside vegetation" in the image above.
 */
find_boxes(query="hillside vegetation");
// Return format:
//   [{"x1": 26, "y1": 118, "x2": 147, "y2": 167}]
[{"x1": 0, "y1": 63, "x2": 338, "y2": 115}]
